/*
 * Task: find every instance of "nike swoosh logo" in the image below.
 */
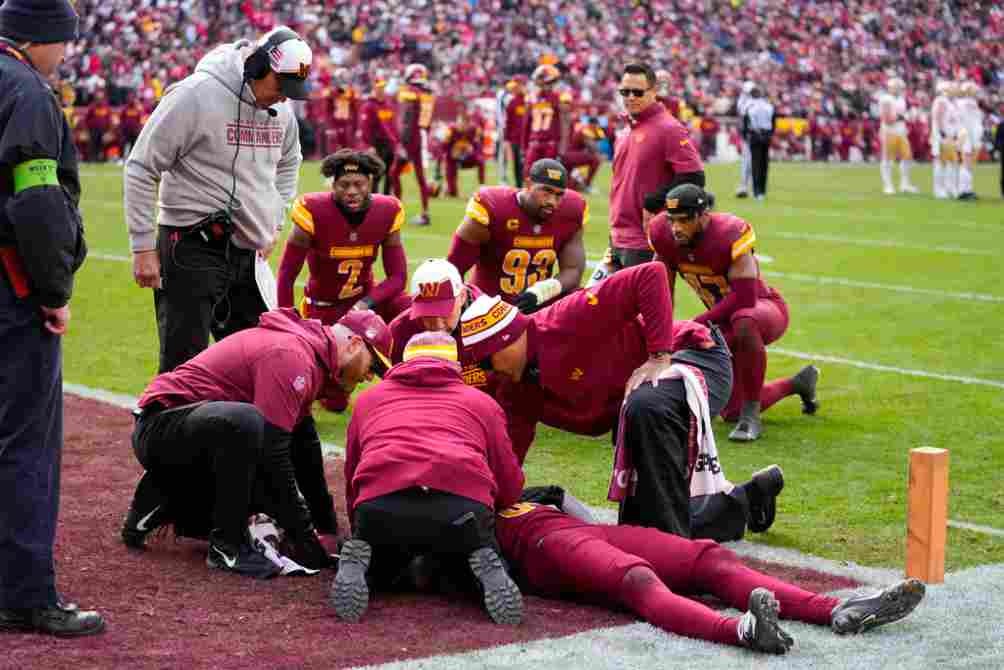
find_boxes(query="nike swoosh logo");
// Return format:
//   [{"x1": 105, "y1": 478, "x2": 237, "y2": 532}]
[
  {"x1": 212, "y1": 545, "x2": 237, "y2": 569},
  {"x1": 135, "y1": 506, "x2": 161, "y2": 532}
]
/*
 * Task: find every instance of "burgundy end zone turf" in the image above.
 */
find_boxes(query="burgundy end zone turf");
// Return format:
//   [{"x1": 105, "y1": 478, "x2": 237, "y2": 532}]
[{"x1": 5, "y1": 396, "x2": 860, "y2": 669}]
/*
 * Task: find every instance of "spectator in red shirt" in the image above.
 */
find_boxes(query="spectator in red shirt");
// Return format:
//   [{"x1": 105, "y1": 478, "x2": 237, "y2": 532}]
[
  {"x1": 334, "y1": 330, "x2": 525, "y2": 625},
  {"x1": 119, "y1": 91, "x2": 147, "y2": 159},
  {"x1": 121, "y1": 308, "x2": 392, "y2": 579}
]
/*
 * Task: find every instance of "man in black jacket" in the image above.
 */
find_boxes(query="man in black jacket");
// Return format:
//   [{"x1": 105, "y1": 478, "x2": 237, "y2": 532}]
[{"x1": 0, "y1": 0, "x2": 104, "y2": 638}]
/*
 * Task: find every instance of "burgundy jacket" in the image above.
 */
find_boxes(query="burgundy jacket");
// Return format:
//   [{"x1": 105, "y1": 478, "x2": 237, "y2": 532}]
[
  {"x1": 344, "y1": 357, "x2": 524, "y2": 517},
  {"x1": 492, "y1": 262, "x2": 713, "y2": 462}
]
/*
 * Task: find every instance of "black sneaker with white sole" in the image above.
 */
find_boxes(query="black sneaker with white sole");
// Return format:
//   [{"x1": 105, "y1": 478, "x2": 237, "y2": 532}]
[
  {"x1": 791, "y1": 365, "x2": 820, "y2": 415},
  {"x1": 739, "y1": 588, "x2": 794, "y2": 654},
  {"x1": 206, "y1": 531, "x2": 280, "y2": 579},
  {"x1": 468, "y1": 547, "x2": 523, "y2": 625},
  {"x1": 747, "y1": 465, "x2": 784, "y2": 533},
  {"x1": 830, "y1": 578, "x2": 925, "y2": 635},
  {"x1": 121, "y1": 472, "x2": 172, "y2": 550},
  {"x1": 728, "y1": 414, "x2": 762, "y2": 442},
  {"x1": 330, "y1": 538, "x2": 372, "y2": 622}
]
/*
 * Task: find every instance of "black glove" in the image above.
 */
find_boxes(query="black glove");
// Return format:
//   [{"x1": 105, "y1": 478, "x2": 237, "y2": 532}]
[
  {"x1": 518, "y1": 485, "x2": 565, "y2": 507},
  {"x1": 514, "y1": 290, "x2": 539, "y2": 314}
]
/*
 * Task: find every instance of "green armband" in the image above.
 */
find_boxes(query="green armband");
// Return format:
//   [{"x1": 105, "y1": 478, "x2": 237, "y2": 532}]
[{"x1": 12, "y1": 158, "x2": 59, "y2": 193}]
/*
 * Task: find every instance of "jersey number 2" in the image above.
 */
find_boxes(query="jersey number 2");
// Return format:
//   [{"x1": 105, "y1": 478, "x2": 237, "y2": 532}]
[
  {"x1": 338, "y1": 259, "x2": 364, "y2": 300},
  {"x1": 501, "y1": 249, "x2": 557, "y2": 295}
]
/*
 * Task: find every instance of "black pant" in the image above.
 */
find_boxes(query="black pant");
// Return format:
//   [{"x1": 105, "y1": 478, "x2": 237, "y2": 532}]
[
  {"x1": 132, "y1": 401, "x2": 266, "y2": 546},
  {"x1": 610, "y1": 246, "x2": 654, "y2": 270},
  {"x1": 154, "y1": 225, "x2": 266, "y2": 373},
  {"x1": 617, "y1": 330, "x2": 747, "y2": 540},
  {"x1": 510, "y1": 142, "x2": 524, "y2": 187},
  {"x1": 750, "y1": 137, "x2": 770, "y2": 197},
  {"x1": 373, "y1": 139, "x2": 396, "y2": 195},
  {"x1": 353, "y1": 488, "x2": 496, "y2": 589},
  {"x1": 0, "y1": 273, "x2": 63, "y2": 609}
]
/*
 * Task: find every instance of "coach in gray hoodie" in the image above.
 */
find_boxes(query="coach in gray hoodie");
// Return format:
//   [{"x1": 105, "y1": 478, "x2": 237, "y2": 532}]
[{"x1": 125, "y1": 26, "x2": 311, "y2": 373}]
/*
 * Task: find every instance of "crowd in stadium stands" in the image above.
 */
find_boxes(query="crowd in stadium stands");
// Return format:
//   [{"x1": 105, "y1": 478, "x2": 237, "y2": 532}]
[{"x1": 59, "y1": 0, "x2": 1003, "y2": 163}]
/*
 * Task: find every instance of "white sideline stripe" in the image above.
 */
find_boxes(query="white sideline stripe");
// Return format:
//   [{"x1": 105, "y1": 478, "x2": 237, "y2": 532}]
[
  {"x1": 771, "y1": 231, "x2": 993, "y2": 256},
  {"x1": 62, "y1": 382, "x2": 345, "y2": 456},
  {"x1": 947, "y1": 520, "x2": 1004, "y2": 538},
  {"x1": 762, "y1": 270, "x2": 1004, "y2": 303},
  {"x1": 776, "y1": 206, "x2": 998, "y2": 231},
  {"x1": 769, "y1": 348, "x2": 1004, "y2": 390}
]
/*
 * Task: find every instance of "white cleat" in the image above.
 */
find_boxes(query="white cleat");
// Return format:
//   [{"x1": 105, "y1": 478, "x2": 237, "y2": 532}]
[
  {"x1": 900, "y1": 184, "x2": 919, "y2": 194},
  {"x1": 883, "y1": 186, "x2": 896, "y2": 195}
]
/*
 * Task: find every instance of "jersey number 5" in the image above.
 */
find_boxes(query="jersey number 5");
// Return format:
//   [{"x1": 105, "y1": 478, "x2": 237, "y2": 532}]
[
  {"x1": 338, "y1": 259, "x2": 365, "y2": 300},
  {"x1": 501, "y1": 249, "x2": 557, "y2": 295},
  {"x1": 681, "y1": 272, "x2": 730, "y2": 308}
]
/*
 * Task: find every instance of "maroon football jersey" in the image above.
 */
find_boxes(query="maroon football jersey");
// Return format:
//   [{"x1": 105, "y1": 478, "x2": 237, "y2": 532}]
[
  {"x1": 647, "y1": 211, "x2": 772, "y2": 308},
  {"x1": 495, "y1": 503, "x2": 591, "y2": 570},
  {"x1": 290, "y1": 193, "x2": 404, "y2": 308},
  {"x1": 330, "y1": 87, "x2": 358, "y2": 132},
  {"x1": 462, "y1": 186, "x2": 587, "y2": 301},
  {"x1": 504, "y1": 93, "x2": 526, "y2": 144},
  {"x1": 522, "y1": 90, "x2": 562, "y2": 146}
]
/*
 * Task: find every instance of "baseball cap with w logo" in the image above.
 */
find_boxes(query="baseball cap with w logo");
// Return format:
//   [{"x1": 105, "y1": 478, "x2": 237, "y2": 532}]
[
  {"x1": 265, "y1": 29, "x2": 313, "y2": 100},
  {"x1": 410, "y1": 259, "x2": 463, "y2": 319}
]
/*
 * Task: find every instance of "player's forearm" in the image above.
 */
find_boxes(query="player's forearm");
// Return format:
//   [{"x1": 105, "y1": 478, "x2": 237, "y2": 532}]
[
  {"x1": 447, "y1": 233, "x2": 481, "y2": 276},
  {"x1": 276, "y1": 241, "x2": 308, "y2": 308},
  {"x1": 368, "y1": 243, "x2": 407, "y2": 303},
  {"x1": 693, "y1": 277, "x2": 756, "y2": 326}
]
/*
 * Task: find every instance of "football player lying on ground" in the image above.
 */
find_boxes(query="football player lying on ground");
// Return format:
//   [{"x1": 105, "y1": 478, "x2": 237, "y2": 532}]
[
  {"x1": 333, "y1": 331, "x2": 525, "y2": 624},
  {"x1": 121, "y1": 308, "x2": 392, "y2": 578},
  {"x1": 459, "y1": 263, "x2": 783, "y2": 542},
  {"x1": 493, "y1": 486, "x2": 925, "y2": 655}
]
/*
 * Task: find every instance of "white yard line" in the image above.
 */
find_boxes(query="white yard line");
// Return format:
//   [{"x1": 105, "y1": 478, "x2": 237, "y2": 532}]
[
  {"x1": 762, "y1": 270, "x2": 1004, "y2": 303},
  {"x1": 63, "y1": 382, "x2": 344, "y2": 456},
  {"x1": 776, "y1": 205, "x2": 999, "y2": 231},
  {"x1": 771, "y1": 231, "x2": 994, "y2": 256},
  {"x1": 769, "y1": 347, "x2": 1004, "y2": 390}
]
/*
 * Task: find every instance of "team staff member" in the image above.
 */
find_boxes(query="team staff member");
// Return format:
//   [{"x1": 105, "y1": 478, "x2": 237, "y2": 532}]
[
  {"x1": 125, "y1": 26, "x2": 310, "y2": 373},
  {"x1": 334, "y1": 331, "x2": 524, "y2": 624},
  {"x1": 459, "y1": 266, "x2": 783, "y2": 540},
  {"x1": 388, "y1": 259, "x2": 498, "y2": 397},
  {"x1": 0, "y1": 0, "x2": 105, "y2": 638},
  {"x1": 648, "y1": 184, "x2": 818, "y2": 442},
  {"x1": 276, "y1": 150, "x2": 410, "y2": 326},
  {"x1": 447, "y1": 159, "x2": 586, "y2": 314},
  {"x1": 593, "y1": 62, "x2": 703, "y2": 283},
  {"x1": 356, "y1": 77, "x2": 398, "y2": 195},
  {"x1": 389, "y1": 63, "x2": 436, "y2": 226},
  {"x1": 121, "y1": 308, "x2": 392, "y2": 578},
  {"x1": 495, "y1": 494, "x2": 926, "y2": 654}
]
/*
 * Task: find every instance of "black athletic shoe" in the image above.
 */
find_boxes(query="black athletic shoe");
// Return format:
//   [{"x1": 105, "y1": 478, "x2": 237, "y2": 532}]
[
  {"x1": 791, "y1": 365, "x2": 820, "y2": 415},
  {"x1": 468, "y1": 547, "x2": 523, "y2": 624},
  {"x1": 121, "y1": 472, "x2": 172, "y2": 550},
  {"x1": 748, "y1": 465, "x2": 784, "y2": 533},
  {"x1": 739, "y1": 588, "x2": 794, "y2": 654},
  {"x1": 330, "y1": 539, "x2": 372, "y2": 622},
  {"x1": 831, "y1": 578, "x2": 925, "y2": 635},
  {"x1": 206, "y1": 532, "x2": 280, "y2": 579},
  {"x1": 0, "y1": 602, "x2": 106, "y2": 638}
]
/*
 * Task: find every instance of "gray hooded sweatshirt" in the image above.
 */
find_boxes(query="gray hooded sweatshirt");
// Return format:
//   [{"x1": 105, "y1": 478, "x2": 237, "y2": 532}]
[{"x1": 124, "y1": 40, "x2": 302, "y2": 252}]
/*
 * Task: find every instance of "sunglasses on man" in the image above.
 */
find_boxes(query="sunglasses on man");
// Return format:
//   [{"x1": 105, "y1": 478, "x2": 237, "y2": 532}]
[{"x1": 618, "y1": 87, "x2": 650, "y2": 98}]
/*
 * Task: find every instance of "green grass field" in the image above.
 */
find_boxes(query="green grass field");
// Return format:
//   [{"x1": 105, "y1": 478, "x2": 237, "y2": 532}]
[{"x1": 69, "y1": 159, "x2": 1004, "y2": 570}]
